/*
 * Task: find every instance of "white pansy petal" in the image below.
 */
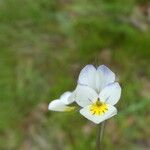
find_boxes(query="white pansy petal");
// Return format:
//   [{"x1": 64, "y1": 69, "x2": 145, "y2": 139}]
[
  {"x1": 60, "y1": 91, "x2": 73, "y2": 105},
  {"x1": 78, "y1": 65, "x2": 96, "y2": 89},
  {"x1": 109, "y1": 108, "x2": 117, "y2": 118},
  {"x1": 99, "y1": 82, "x2": 121, "y2": 105},
  {"x1": 48, "y1": 100, "x2": 70, "y2": 112},
  {"x1": 67, "y1": 91, "x2": 76, "y2": 104},
  {"x1": 75, "y1": 85, "x2": 98, "y2": 107},
  {"x1": 96, "y1": 65, "x2": 115, "y2": 91},
  {"x1": 80, "y1": 105, "x2": 117, "y2": 124}
]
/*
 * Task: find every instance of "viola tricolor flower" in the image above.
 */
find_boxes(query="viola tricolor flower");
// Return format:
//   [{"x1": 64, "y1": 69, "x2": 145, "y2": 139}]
[
  {"x1": 74, "y1": 65, "x2": 121, "y2": 124},
  {"x1": 48, "y1": 65, "x2": 121, "y2": 124},
  {"x1": 48, "y1": 92, "x2": 75, "y2": 112}
]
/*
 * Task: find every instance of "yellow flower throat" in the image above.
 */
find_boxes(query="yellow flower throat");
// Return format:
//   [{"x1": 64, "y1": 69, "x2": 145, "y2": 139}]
[{"x1": 90, "y1": 100, "x2": 108, "y2": 115}]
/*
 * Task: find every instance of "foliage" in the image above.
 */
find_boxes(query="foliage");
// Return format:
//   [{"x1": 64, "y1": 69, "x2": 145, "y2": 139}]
[{"x1": 0, "y1": 0, "x2": 150, "y2": 149}]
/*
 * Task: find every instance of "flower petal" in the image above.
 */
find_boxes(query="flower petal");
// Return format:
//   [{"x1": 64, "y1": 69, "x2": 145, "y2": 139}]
[
  {"x1": 48, "y1": 100, "x2": 72, "y2": 112},
  {"x1": 80, "y1": 104, "x2": 117, "y2": 124},
  {"x1": 75, "y1": 85, "x2": 98, "y2": 107},
  {"x1": 67, "y1": 91, "x2": 76, "y2": 104},
  {"x1": 78, "y1": 65, "x2": 96, "y2": 89},
  {"x1": 60, "y1": 91, "x2": 73, "y2": 105},
  {"x1": 99, "y1": 82, "x2": 121, "y2": 105},
  {"x1": 96, "y1": 65, "x2": 115, "y2": 92}
]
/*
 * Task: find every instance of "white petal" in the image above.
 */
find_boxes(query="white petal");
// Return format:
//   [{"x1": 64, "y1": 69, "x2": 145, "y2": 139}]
[
  {"x1": 80, "y1": 104, "x2": 117, "y2": 124},
  {"x1": 99, "y1": 82, "x2": 121, "y2": 105},
  {"x1": 75, "y1": 85, "x2": 98, "y2": 107},
  {"x1": 48, "y1": 100, "x2": 70, "y2": 112},
  {"x1": 109, "y1": 108, "x2": 118, "y2": 118},
  {"x1": 78, "y1": 65, "x2": 97, "y2": 90},
  {"x1": 96, "y1": 65, "x2": 115, "y2": 92},
  {"x1": 60, "y1": 91, "x2": 73, "y2": 105},
  {"x1": 67, "y1": 91, "x2": 76, "y2": 104}
]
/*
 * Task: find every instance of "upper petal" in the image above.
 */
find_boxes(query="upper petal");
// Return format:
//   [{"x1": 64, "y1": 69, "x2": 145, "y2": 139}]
[
  {"x1": 48, "y1": 100, "x2": 70, "y2": 112},
  {"x1": 78, "y1": 65, "x2": 97, "y2": 90},
  {"x1": 75, "y1": 85, "x2": 98, "y2": 107},
  {"x1": 80, "y1": 104, "x2": 117, "y2": 124},
  {"x1": 99, "y1": 82, "x2": 121, "y2": 105},
  {"x1": 60, "y1": 91, "x2": 74, "y2": 105},
  {"x1": 96, "y1": 65, "x2": 115, "y2": 92}
]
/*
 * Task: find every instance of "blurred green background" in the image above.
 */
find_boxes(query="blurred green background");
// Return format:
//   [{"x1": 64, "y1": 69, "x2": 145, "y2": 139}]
[{"x1": 0, "y1": 0, "x2": 150, "y2": 149}]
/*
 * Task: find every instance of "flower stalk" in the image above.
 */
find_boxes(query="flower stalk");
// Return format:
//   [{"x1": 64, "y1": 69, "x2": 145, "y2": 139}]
[{"x1": 96, "y1": 121, "x2": 105, "y2": 150}]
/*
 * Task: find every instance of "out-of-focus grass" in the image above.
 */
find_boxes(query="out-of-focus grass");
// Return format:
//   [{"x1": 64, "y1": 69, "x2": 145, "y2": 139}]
[{"x1": 0, "y1": 0, "x2": 150, "y2": 149}]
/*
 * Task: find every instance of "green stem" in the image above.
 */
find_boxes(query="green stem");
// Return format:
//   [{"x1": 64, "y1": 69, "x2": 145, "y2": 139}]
[{"x1": 96, "y1": 121, "x2": 105, "y2": 150}]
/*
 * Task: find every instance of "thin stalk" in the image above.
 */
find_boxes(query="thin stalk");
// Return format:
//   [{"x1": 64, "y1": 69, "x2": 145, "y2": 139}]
[{"x1": 96, "y1": 121, "x2": 105, "y2": 150}]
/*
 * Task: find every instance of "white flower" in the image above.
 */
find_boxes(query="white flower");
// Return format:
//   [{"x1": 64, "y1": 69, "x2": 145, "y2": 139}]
[
  {"x1": 74, "y1": 65, "x2": 121, "y2": 124},
  {"x1": 48, "y1": 91, "x2": 75, "y2": 112},
  {"x1": 48, "y1": 64, "x2": 121, "y2": 124}
]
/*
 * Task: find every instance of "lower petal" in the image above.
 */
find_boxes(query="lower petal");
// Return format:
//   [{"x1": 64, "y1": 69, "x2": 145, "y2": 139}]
[{"x1": 80, "y1": 104, "x2": 117, "y2": 124}]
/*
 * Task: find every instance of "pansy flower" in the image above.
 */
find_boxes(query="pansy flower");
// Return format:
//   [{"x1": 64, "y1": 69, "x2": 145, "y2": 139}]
[
  {"x1": 48, "y1": 91, "x2": 75, "y2": 112},
  {"x1": 74, "y1": 65, "x2": 121, "y2": 124},
  {"x1": 48, "y1": 64, "x2": 121, "y2": 124}
]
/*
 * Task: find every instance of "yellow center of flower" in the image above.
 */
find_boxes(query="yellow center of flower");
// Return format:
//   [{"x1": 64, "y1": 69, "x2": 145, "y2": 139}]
[{"x1": 90, "y1": 100, "x2": 108, "y2": 115}]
